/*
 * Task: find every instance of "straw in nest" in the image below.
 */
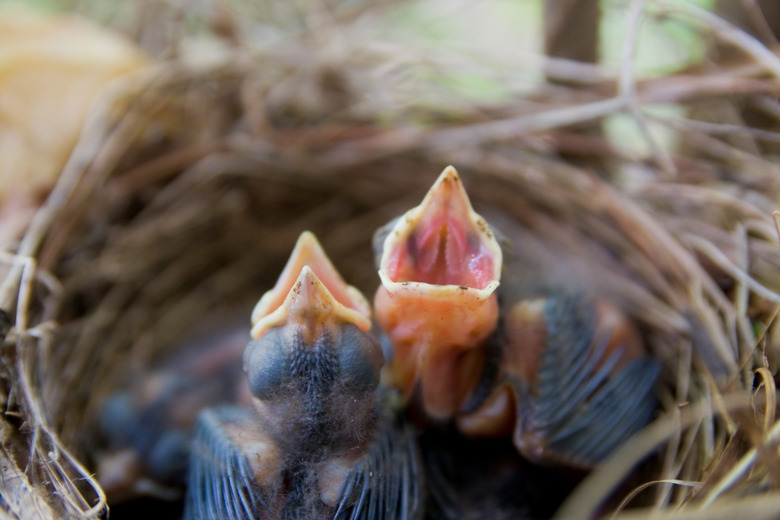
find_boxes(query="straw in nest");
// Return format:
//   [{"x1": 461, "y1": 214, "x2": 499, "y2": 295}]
[{"x1": 2, "y1": 1, "x2": 780, "y2": 519}]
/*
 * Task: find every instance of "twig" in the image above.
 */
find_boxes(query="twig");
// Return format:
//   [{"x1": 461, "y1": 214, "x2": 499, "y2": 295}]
[
  {"x1": 687, "y1": 235, "x2": 780, "y2": 303},
  {"x1": 554, "y1": 393, "x2": 752, "y2": 520},
  {"x1": 773, "y1": 211, "x2": 780, "y2": 245},
  {"x1": 425, "y1": 97, "x2": 627, "y2": 149},
  {"x1": 754, "y1": 367, "x2": 776, "y2": 432},
  {"x1": 0, "y1": 65, "x2": 157, "y2": 312},
  {"x1": 620, "y1": 0, "x2": 676, "y2": 174},
  {"x1": 733, "y1": 225, "x2": 756, "y2": 384},
  {"x1": 740, "y1": 0, "x2": 779, "y2": 48},
  {"x1": 656, "y1": 1, "x2": 780, "y2": 80},
  {"x1": 611, "y1": 479, "x2": 703, "y2": 520},
  {"x1": 699, "y1": 412, "x2": 780, "y2": 507},
  {"x1": 648, "y1": 115, "x2": 780, "y2": 143},
  {"x1": 615, "y1": 493, "x2": 780, "y2": 520}
]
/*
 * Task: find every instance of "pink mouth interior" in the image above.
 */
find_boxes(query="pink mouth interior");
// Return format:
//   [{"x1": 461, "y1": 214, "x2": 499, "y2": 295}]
[{"x1": 384, "y1": 217, "x2": 495, "y2": 290}]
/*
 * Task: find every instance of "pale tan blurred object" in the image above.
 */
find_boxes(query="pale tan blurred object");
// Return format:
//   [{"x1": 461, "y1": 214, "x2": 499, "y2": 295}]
[{"x1": 0, "y1": 6, "x2": 148, "y2": 245}]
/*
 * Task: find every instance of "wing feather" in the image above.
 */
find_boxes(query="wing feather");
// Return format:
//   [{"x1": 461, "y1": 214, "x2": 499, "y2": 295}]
[
  {"x1": 184, "y1": 406, "x2": 269, "y2": 520},
  {"x1": 527, "y1": 294, "x2": 660, "y2": 466},
  {"x1": 334, "y1": 407, "x2": 424, "y2": 520}
]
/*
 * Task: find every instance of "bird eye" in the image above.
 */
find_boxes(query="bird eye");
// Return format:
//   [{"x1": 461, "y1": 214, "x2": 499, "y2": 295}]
[
  {"x1": 243, "y1": 331, "x2": 290, "y2": 401},
  {"x1": 337, "y1": 325, "x2": 383, "y2": 393}
]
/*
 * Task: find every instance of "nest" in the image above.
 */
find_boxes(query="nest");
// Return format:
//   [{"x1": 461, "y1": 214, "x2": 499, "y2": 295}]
[{"x1": 3, "y1": 1, "x2": 780, "y2": 518}]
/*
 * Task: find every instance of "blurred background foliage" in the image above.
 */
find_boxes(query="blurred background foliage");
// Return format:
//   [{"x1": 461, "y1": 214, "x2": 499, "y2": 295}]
[{"x1": 0, "y1": 0, "x2": 729, "y2": 169}]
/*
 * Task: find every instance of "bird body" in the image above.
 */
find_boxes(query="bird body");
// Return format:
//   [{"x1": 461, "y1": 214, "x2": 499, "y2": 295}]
[
  {"x1": 185, "y1": 232, "x2": 423, "y2": 520},
  {"x1": 458, "y1": 289, "x2": 660, "y2": 468},
  {"x1": 96, "y1": 326, "x2": 251, "y2": 502},
  {"x1": 374, "y1": 166, "x2": 660, "y2": 468}
]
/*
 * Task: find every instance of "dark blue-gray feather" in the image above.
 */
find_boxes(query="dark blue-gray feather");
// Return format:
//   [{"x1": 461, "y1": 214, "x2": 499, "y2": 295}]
[
  {"x1": 184, "y1": 406, "x2": 268, "y2": 520},
  {"x1": 184, "y1": 402, "x2": 423, "y2": 520},
  {"x1": 333, "y1": 409, "x2": 423, "y2": 520},
  {"x1": 530, "y1": 293, "x2": 660, "y2": 466}
]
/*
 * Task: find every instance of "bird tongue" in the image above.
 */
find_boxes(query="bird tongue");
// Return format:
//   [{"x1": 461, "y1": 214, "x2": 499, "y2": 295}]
[{"x1": 251, "y1": 231, "x2": 371, "y2": 340}]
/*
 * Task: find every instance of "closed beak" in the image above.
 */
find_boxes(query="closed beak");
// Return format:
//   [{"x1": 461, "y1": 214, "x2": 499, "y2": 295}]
[{"x1": 251, "y1": 231, "x2": 371, "y2": 339}]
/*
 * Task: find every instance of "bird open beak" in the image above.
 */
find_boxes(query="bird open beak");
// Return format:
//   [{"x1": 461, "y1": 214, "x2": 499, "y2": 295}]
[
  {"x1": 374, "y1": 166, "x2": 502, "y2": 419},
  {"x1": 251, "y1": 231, "x2": 371, "y2": 340}
]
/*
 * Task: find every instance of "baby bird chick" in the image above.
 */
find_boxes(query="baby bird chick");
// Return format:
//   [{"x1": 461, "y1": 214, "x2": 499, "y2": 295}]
[
  {"x1": 96, "y1": 326, "x2": 250, "y2": 502},
  {"x1": 374, "y1": 166, "x2": 503, "y2": 420},
  {"x1": 458, "y1": 289, "x2": 660, "y2": 468},
  {"x1": 374, "y1": 168, "x2": 659, "y2": 469},
  {"x1": 186, "y1": 232, "x2": 423, "y2": 520}
]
